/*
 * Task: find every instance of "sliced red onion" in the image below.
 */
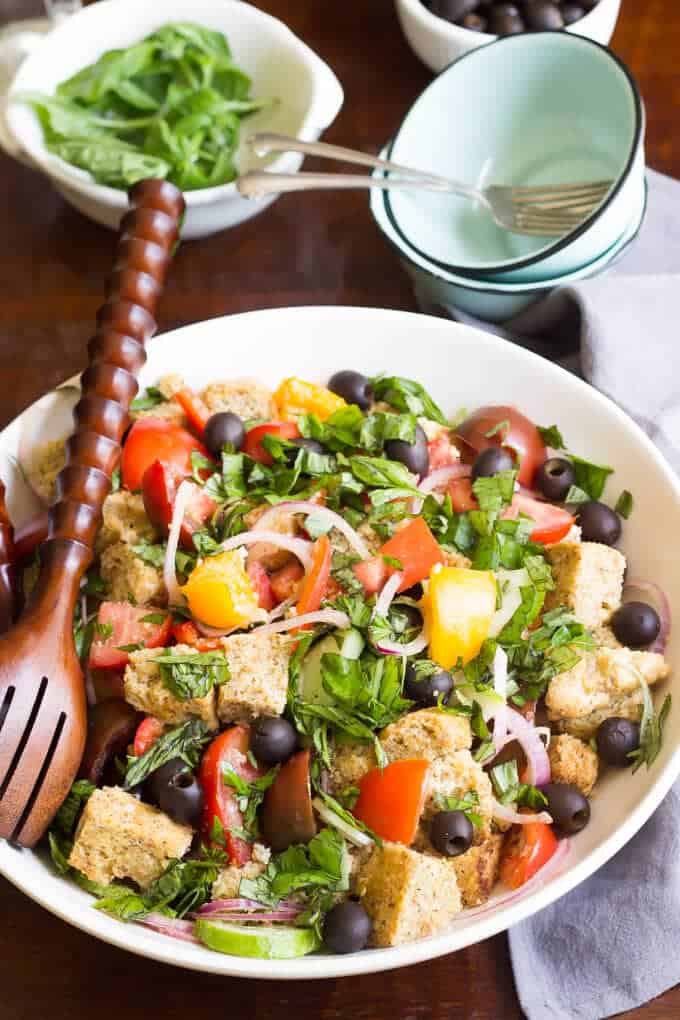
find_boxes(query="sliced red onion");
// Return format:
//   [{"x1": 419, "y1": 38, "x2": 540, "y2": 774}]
[
  {"x1": 623, "y1": 579, "x2": 671, "y2": 653},
  {"x1": 253, "y1": 500, "x2": 371, "y2": 560},
  {"x1": 141, "y1": 913, "x2": 200, "y2": 944},
  {"x1": 251, "y1": 608, "x2": 350, "y2": 637},
  {"x1": 453, "y1": 838, "x2": 570, "y2": 921},
  {"x1": 534, "y1": 725, "x2": 552, "y2": 748},
  {"x1": 196, "y1": 898, "x2": 300, "y2": 918},
  {"x1": 219, "y1": 530, "x2": 313, "y2": 571},
  {"x1": 164, "y1": 480, "x2": 194, "y2": 606},
  {"x1": 492, "y1": 797, "x2": 552, "y2": 826},
  {"x1": 266, "y1": 596, "x2": 296, "y2": 622},
  {"x1": 492, "y1": 707, "x2": 552, "y2": 787},
  {"x1": 418, "y1": 463, "x2": 471, "y2": 494},
  {"x1": 312, "y1": 796, "x2": 373, "y2": 848},
  {"x1": 194, "y1": 620, "x2": 238, "y2": 639},
  {"x1": 377, "y1": 632, "x2": 429, "y2": 657},
  {"x1": 491, "y1": 646, "x2": 509, "y2": 752},
  {"x1": 373, "y1": 571, "x2": 403, "y2": 620}
]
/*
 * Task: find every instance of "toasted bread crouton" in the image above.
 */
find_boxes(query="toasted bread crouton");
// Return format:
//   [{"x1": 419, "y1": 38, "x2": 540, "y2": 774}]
[
  {"x1": 449, "y1": 832, "x2": 504, "y2": 907},
  {"x1": 157, "y1": 374, "x2": 185, "y2": 399},
  {"x1": 217, "y1": 632, "x2": 292, "y2": 723},
  {"x1": 124, "y1": 645, "x2": 219, "y2": 730},
  {"x1": 129, "y1": 375, "x2": 189, "y2": 426},
  {"x1": 423, "y1": 752, "x2": 497, "y2": 840},
  {"x1": 380, "y1": 709, "x2": 472, "y2": 760},
  {"x1": 546, "y1": 646, "x2": 670, "y2": 739},
  {"x1": 329, "y1": 521, "x2": 382, "y2": 558},
  {"x1": 100, "y1": 541, "x2": 165, "y2": 605},
  {"x1": 592, "y1": 625, "x2": 623, "y2": 650},
  {"x1": 211, "y1": 843, "x2": 271, "y2": 899},
  {"x1": 243, "y1": 503, "x2": 300, "y2": 571},
  {"x1": 97, "y1": 491, "x2": 158, "y2": 553},
  {"x1": 443, "y1": 549, "x2": 472, "y2": 569},
  {"x1": 68, "y1": 787, "x2": 192, "y2": 889},
  {"x1": 548, "y1": 734, "x2": 599, "y2": 796},
  {"x1": 201, "y1": 379, "x2": 275, "y2": 421},
  {"x1": 356, "y1": 842, "x2": 462, "y2": 947},
  {"x1": 24, "y1": 438, "x2": 66, "y2": 504},
  {"x1": 328, "y1": 742, "x2": 377, "y2": 795},
  {"x1": 544, "y1": 541, "x2": 625, "y2": 628}
]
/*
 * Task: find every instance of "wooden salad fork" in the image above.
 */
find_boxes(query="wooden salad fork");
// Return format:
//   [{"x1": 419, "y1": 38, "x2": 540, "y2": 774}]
[{"x1": 0, "y1": 179, "x2": 185, "y2": 848}]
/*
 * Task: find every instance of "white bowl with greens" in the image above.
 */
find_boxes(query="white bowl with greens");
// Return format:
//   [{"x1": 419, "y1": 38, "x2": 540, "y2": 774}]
[{"x1": 4, "y1": 0, "x2": 343, "y2": 238}]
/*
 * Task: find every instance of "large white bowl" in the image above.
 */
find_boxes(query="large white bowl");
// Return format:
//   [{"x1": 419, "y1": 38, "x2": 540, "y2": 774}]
[
  {"x1": 0, "y1": 306, "x2": 678, "y2": 978},
  {"x1": 396, "y1": 0, "x2": 622, "y2": 73},
  {"x1": 3, "y1": 0, "x2": 343, "y2": 239}
]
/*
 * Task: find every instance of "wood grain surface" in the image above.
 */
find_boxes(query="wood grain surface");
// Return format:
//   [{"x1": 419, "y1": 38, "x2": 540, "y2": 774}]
[{"x1": 0, "y1": 1, "x2": 678, "y2": 1016}]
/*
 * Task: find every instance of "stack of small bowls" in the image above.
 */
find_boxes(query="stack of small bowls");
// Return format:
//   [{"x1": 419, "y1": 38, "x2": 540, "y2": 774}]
[{"x1": 370, "y1": 31, "x2": 646, "y2": 322}]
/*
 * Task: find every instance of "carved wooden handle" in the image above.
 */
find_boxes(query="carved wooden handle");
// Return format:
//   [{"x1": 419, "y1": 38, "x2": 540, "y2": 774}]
[
  {"x1": 46, "y1": 180, "x2": 185, "y2": 567},
  {"x1": 0, "y1": 481, "x2": 16, "y2": 631}
]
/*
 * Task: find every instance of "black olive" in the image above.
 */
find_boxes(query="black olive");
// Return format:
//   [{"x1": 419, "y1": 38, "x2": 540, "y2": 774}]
[
  {"x1": 400, "y1": 582, "x2": 424, "y2": 600},
  {"x1": 430, "y1": 810, "x2": 474, "y2": 856},
  {"x1": 524, "y1": 1, "x2": 564, "y2": 29},
  {"x1": 250, "y1": 715, "x2": 298, "y2": 765},
  {"x1": 575, "y1": 500, "x2": 622, "y2": 545},
  {"x1": 471, "y1": 446, "x2": 515, "y2": 481},
  {"x1": 534, "y1": 457, "x2": 576, "y2": 502},
  {"x1": 542, "y1": 782, "x2": 590, "y2": 836},
  {"x1": 488, "y1": 3, "x2": 525, "y2": 33},
  {"x1": 596, "y1": 716, "x2": 641, "y2": 766},
  {"x1": 431, "y1": 0, "x2": 477, "y2": 20},
  {"x1": 285, "y1": 436, "x2": 327, "y2": 466},
  {"x1": 323, "y1": 900, "x2": 372, "y2": 954},
  {"x1": 204, "y1": 412, "x2": 245, "y2": 456},
  {"x1": 560, "y1": 3, "x2": 585, "y2": 23},
  {"x1": 404, "y1": 663, "x2": 453, "y2": 707},
  {"x1": 328, "y1": 370, "x2": 373, "y2": 411},
  {"x1": 611, "y1": 601, "x2": 660, "y2": 649},
  {"x1": 384, "y1": 424, "x2": 430, "y2": 477},
  {"x1": 146, "y1": 758, "x2": 204, "y2": 827}
]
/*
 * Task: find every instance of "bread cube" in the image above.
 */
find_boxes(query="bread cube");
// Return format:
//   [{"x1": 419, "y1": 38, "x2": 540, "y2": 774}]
[
  {"x1": 449, "y1": 832, "x2": 504, "y2": 908},
  {"x1": 217, "y1": 632, "x2": 292, "y2": 723},
  {"x1": 544, "y1": 541, "x2": 626, "y2": 628},
  {"x1": 124, "y1": 644, "x2": 219, "y2": 730},
  {"x1": 548, "y1": 733, "x2": 599, "y2": 796},
  {"x1": 380, "y1": 708, "x2": 472, "y2": 760},
  {"x1": 24, "y1": 438, "x2": 66, "y2": 504},
  {"x1": 97, "y1": 491, "x2": 157, "y2": 553},
  {"x1": 201, "y1": 379, "x2": 275, "y2": 421},
  {"x1": 100, "y1": 541, "x2": 165, "y2": 605}
]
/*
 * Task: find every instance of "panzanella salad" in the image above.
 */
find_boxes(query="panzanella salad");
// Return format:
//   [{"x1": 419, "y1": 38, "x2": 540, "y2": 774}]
[{"x1": 28, "y1": 369, "x2": 671, "y2": 958}]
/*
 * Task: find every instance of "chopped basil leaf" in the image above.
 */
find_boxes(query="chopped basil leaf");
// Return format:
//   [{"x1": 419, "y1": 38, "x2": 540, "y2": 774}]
[
  {"x1": 350, "y1": 455, "x2": 419, "y2": 493},
  {"x1": 94, "y1": 621, "x2": 113, "y2": 641},
  {"x1": 140, "y1": 612, "x2": 168, "y2": 625},
  {"x1": 471, "y1": 469, "x2": 517, "y2": 512},
  {"x1": 117, "y1": 642, "x2": 143, "y2": 653},
  {"x1": 111, "y1": 466, "x2": 121, "y2": 493},
  {"x1": 630, "y1": 680, "x2": 671, "y2": 772},
  {"x1": 123, "y1": 719, "x2": 210, "y2": 789},
  {"x1": 370, "y1": 375, "x2": 447, "y2": 425},
  {"x1": 537, "y1": 425, "x2": 566, "y2": 449},
  {"x1": 53, "y1": 779, "x2": 95, "y2": 837},
  {"x1": 130, "y1": 386, "x2": 165, "y2": 412},
  {"x1": 490, "y1": 759, "x2": 548, "y2": 810},
  {"x1": 615, "y1": 489, "x2": 634, "y2": 519},
  {"x1": 565, "y1": 484, "x2": 591, "y2": 505},
  {"x1": 436, "y1": 789, "x2": 483, "y2": 829},
  {"x1": 222, "y1": 764, "x2": 279, "y2": 837},
  {"x1": 569, "y1": 455, "x2": 613, "y2": 500},
  {"x1": 315, "y1": 789, "x2": 382, "y2": 844},
  {"x1": 156, "y1": 649, "x2": 230, "y2": 701}
]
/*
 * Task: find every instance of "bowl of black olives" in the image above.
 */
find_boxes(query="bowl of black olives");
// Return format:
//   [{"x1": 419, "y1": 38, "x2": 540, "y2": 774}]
[{"x1": 396, "y1": 0, "x2": 620, "y2": 72}]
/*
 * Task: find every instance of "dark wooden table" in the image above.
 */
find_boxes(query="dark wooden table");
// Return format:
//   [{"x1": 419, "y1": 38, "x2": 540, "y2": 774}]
[{"x1": 0, "y1": 1, "x2": 678, "y2": 1016}]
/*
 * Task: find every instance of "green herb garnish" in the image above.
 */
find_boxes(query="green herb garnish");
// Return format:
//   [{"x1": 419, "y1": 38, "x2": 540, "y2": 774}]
[{"x1": 156, "y1": 649, "x2": 230, "y2": 701}]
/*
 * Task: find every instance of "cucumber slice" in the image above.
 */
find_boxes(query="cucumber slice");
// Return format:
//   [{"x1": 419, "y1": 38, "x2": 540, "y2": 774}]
[
  {"x1": 299, "y1": 628, "x2": 364, "y2": 705},
  {"x1": 195, "y1": 919, "x2": 321, "y2": 959}
]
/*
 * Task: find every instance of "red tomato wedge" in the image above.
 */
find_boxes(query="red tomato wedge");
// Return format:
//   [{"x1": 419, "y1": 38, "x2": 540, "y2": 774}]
[
  {"x1": 379, "y1": 518, "x2": 445, "y2": 592},
  {"x1": 294, "y1": 534, "x2": 332, "y2": 627},
  {"x1": 199, "y1": 726, "x2": 264, "y2": 865},
  {"x1": 503, "y1": 491, "x2": 575, "y2": 545},
  {"x1": 447, "y1": 476, "x2": 479, "y2": 513},
  {"x1": 247, "y1": 560, "x2": 275, "y2": 612},
  {"x1": 121, "y1": 417, "x2": 211, "y2": 492},
  {"x1": 353, "y1": 556, "x2": 388, "y2": 596},
  {"x1": 142, "y1": 460, "x2": 216, "y2": 549},
  {"x1": 270, "y1": 561, "x2": 305, "y2": 603},
  {"x1": 260, "y1": 749, "x2": 316, "y2": 852},
  {"x1": 133, "y1": 716, "x2": 165, "y2": 758},
  {"x1": 88, "y1": 602, "x2": 172, "y2": 670},
  {"x1": 456, "y1": 405, "x2": 546, "y2": 487},
  {"x1": 243, "y1": 422, "x2": 300, "y2": 465},
  {"x1": 500, "y1": 821, "x2": 558, "y2": 890},
  {"x1": 175, "y1": 388, "x2": 210, "y2": 435},
  {"x1": 354, "y1": 759, "x2": 430, "y2": 844},
  {"x1": 171, "y1": 620, "x2": 222, "y2": 652}
]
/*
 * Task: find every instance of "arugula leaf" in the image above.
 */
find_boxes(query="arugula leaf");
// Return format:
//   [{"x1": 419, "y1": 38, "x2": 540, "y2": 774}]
[
  {"x1": 435, "y1": 790, "x2": 483, "y2": 829},
  {"x1": 615, "y1": 490, "x2": 634, "y2": 519},
  {"x1": 53, "y1": 779, "x2": 95, "y2": 837},
  {"x1": 569, "y1": 455, "x2": 613, "y2": 500},
  {"x1": 490, "y1": 759, "x2": 548, "y2": 810},
  {"x1": 630, "y1": 682, "x2": 671, "y2": 773},
  {"x1": 130, "y1": 386, "x2": 165, "y2": 412},
  {"x1": 370, "y1": 375, "x2": 447, "y2": 425},
  {"x1": 156, "y1": 649, "x2": 229, "y2": 701},
  {"x1": 124, "y1": 719, "x2": 210, "y2": 789},
  {"x1": 222, "y1": 765, "x2": 279, "y2": 837},
  {"x1": 537, "y1": 424, "x2": 566, "y2": 449}
]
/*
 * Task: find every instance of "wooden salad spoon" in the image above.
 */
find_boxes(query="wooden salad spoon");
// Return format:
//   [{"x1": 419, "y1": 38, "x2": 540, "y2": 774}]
[{"x1": 0, "y1": 179, "x2": 185, "y2": 848}]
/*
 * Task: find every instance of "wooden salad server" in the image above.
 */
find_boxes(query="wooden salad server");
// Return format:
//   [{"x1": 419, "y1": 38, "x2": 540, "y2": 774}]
[{"x1": 0, "y1": 179, "x2": 185, "y2": 848}]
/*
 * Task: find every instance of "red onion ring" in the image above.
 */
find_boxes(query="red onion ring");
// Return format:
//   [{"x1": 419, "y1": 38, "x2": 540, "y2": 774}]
[
  {"x1": 411, "y1": 463, "x2": 471, "y2": 513},
  {"x1": 251, "y1": 608, "x2": 350, "y2": 637},
  {"x1": 491, "y1": 646, "x2": 509, "y2": 752},
  {"x1": 252, "y1": 500, "x2": 371, "y2": 559},
  {"x1": 373, "y1": 571, "x2": 403, "y2": 620},
  {"x1": 219, "y1": 530, "x2": 314, "y2": 571},
  {"x1": 141, "y1": 913, "x2": 200, "y2": 944},
  {"x1": 492, "y1": 798, "x2": 552, "y2": 826},
  {"x1": 622, "y1": 579, "x2": 671, "y2": 653},
  {"x1": 492, "y1": 707, "x2": 552, "y2": 787},
  {"x1": 197, "y1": 897, "x2": 301, "y2": 916},
  {"x1": 377, "y1": 632, "x2": 429, "y2": 657},
  {"x1": 163, "y1": 480, "x2": 194, "y2": 606}
]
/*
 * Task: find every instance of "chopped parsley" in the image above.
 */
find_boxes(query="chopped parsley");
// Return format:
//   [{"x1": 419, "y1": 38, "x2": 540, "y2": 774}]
[
  {"x1": 123, "y1": 719, "x2": 211, "y2": 789},
  {"x1": 221, "y1": 764, "x2": 279, "y2": 838},
  {"x1": 435, "y1": 790, "x2": 484, "y2": 829},
  {"x1": 490, "y1": 760, "x2": 548, "y2": 811},
  {"x1": 156, "y1": 649, "x2": 230, "y2": 701}
]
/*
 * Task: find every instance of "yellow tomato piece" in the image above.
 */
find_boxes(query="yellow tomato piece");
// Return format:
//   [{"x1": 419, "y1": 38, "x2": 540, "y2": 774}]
[
  {"x1": 274, "y1": 377, "x2": 347, "y2": 421},
  {"x1": 182, "y1": 550, "x2": 261, "y2": 629},
  {"x1": 421, "y1": 566, "x2": 496, "y2": 669}
]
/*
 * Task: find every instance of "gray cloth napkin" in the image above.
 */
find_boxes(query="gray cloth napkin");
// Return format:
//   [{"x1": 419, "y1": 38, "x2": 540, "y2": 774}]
[{"x1": 415, "y1": 168, "x2": 680, "y2": 1019}]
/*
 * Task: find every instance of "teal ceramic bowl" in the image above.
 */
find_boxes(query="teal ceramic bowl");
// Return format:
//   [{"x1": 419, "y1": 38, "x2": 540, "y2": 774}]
[
  {"x1": 370, "y1": 156, "x2": 647, "y2": 322},
  {"x1": 384, "y1": 32, "x2": 644, "y2": 284}
]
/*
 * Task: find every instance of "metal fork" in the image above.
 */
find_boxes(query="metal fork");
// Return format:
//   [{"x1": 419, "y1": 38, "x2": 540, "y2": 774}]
[{"x1": 238, "y1": 133, "x2": 613, "y2": 238}]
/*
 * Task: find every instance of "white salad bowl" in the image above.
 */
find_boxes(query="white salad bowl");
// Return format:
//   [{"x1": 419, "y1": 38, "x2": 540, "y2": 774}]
[
  {"x1": 396, "y1": 0, "x2": 622, "y2": 73},
  {"x1": 3, "y1": 0, "x2": 343, "y2": 239},
  {"x1": 0, "y1": 306, "x2": 679, "y2": 978}
]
